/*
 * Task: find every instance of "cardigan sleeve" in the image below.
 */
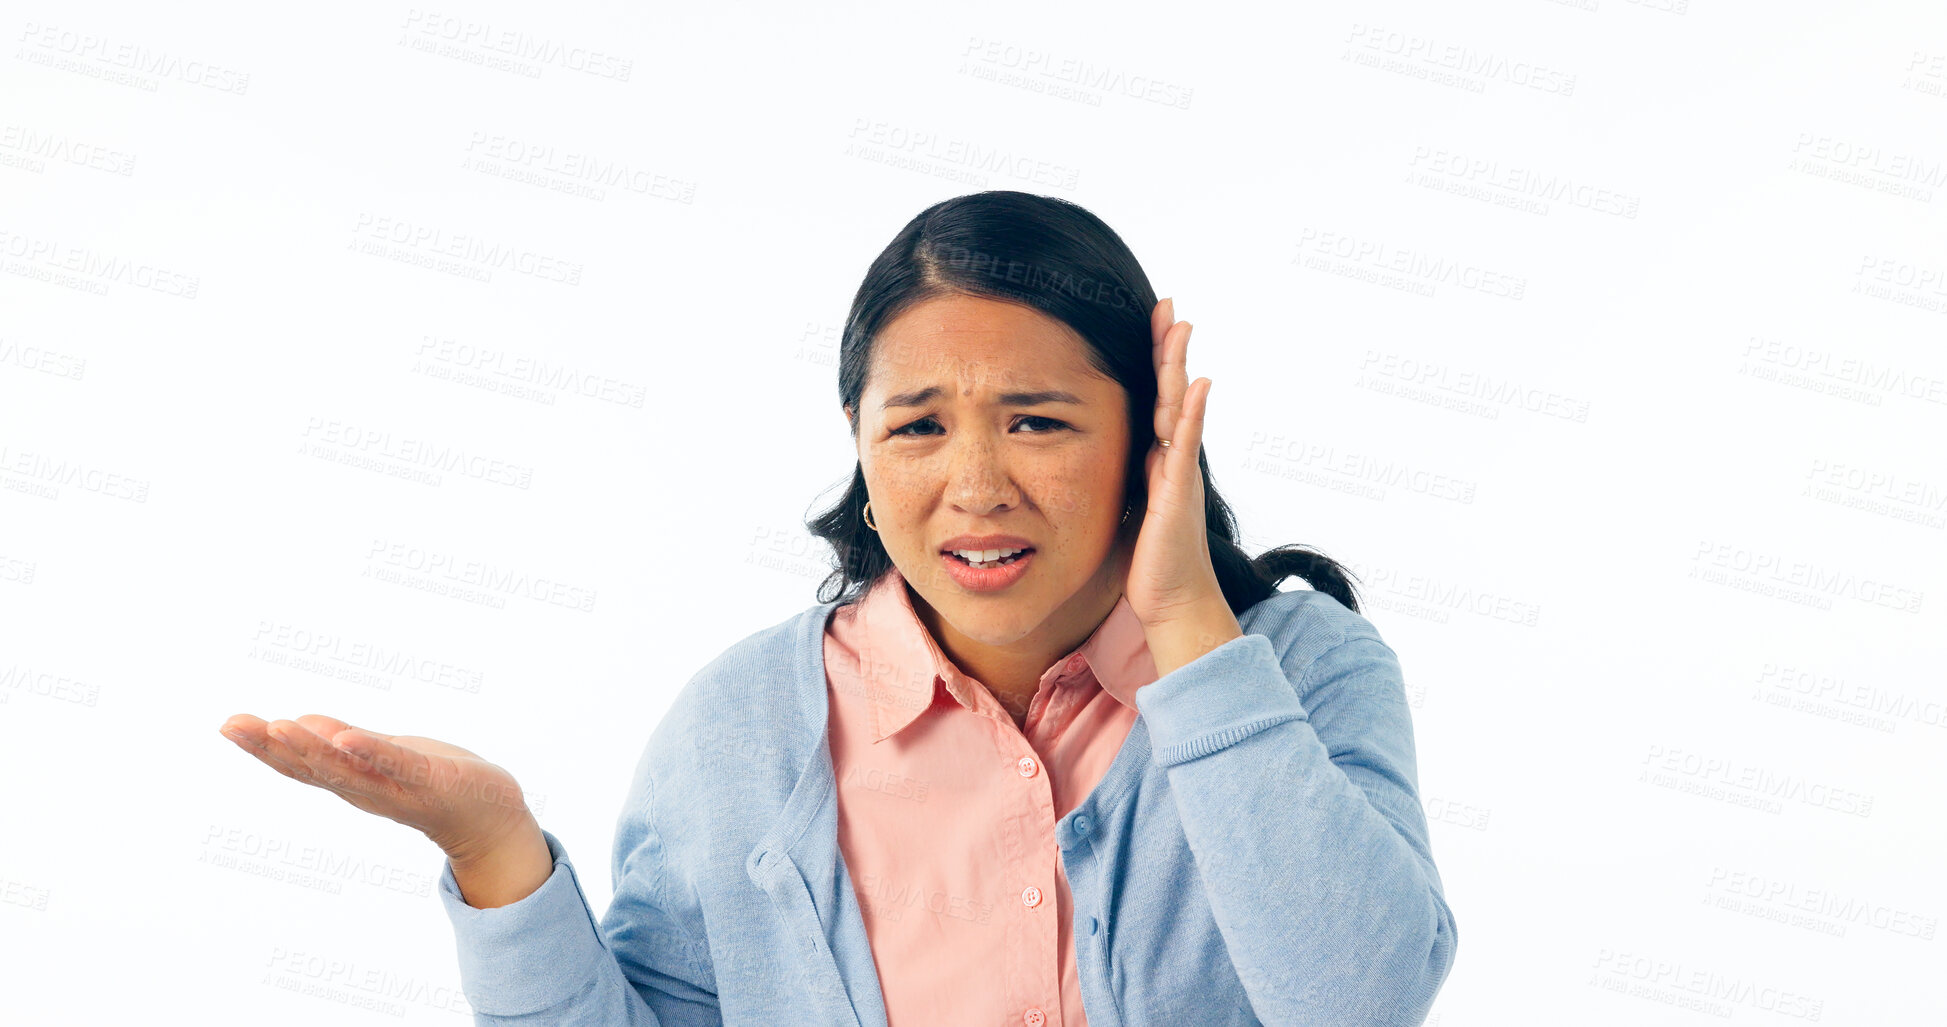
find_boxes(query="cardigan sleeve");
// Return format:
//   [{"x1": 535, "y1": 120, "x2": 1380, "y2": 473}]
[
  {"x1": 436, "y1": 745, "x2": 722, "y2": 1025},
  {"x1": 1130, "y1": 610, "x2": 1459, "y2": 1025}
]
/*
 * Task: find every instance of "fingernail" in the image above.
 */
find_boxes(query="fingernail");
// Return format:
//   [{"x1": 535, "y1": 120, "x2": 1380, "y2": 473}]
[{"x1": 1163, "y1": 298, "x2": 1175, "y2": 322}]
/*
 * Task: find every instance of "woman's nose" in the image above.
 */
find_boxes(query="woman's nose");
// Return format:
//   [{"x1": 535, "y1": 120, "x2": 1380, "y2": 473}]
[{"x1": 945, "y1": 439, "x2": 1017, "y2": 512}]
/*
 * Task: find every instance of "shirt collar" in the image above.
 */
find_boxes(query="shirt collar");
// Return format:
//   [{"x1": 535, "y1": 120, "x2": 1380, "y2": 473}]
[{"x1": 847, "y1": 564, "x2": 1158, "y2": 743}]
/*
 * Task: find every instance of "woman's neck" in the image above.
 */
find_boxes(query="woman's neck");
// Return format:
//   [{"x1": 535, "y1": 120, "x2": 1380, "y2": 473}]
[{"x1": 911, "y1": 541, "x2": 1132, "y2": 731}]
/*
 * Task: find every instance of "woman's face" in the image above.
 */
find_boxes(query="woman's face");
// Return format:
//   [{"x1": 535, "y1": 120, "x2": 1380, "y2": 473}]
[{"x1": 850, "y1": 293, "x2": 1134, "y2": 649}]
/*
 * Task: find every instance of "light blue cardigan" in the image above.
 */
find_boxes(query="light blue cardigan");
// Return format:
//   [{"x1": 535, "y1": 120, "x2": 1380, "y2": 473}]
[{"x1": 437, "y1": 588, "x2": 1459, "y2": 1025}]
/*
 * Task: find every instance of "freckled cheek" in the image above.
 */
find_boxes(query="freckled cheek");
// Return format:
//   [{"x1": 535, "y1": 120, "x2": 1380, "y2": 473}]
[
  {"x1": 867, "y1": 463, "x2": 930, "y2": 506},
  {"x1": 866, "y1": 452, "x2": 1117, "y2": 524},
  {"x1": 1023, "y1": 470, "x2": 1120, "y2": 526}
]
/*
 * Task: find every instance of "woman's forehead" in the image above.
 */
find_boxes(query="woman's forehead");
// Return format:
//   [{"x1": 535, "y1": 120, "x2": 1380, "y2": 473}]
[
  {"x1": 883, "y1": 292, "x2": 1063, "y2": 333},
  {"x1": 864, "y1": 343, "x2": 1102, "y2": 404},
  {"x1": 870, "y1": 321, "x2": 1094, "y2": 386}
]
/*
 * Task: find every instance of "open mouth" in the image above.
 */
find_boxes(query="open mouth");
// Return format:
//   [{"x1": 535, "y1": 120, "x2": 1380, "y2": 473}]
[{"x1": 944, "y1": 548, "x2": 1034, "y2": 570}]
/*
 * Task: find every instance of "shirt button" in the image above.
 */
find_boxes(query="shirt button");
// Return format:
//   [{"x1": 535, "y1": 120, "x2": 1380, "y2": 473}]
[
  {"x1": 1022, "y1": 885, "x2": 1042, "y2": 908},
  {"x1": 1065, "y1": 655, "x2": 1085, "y2": 674},
  {"x1": 1088, "y1": 916, "x2": 1099, "y2": 936},
  {"x1": 1024, "y1": 1008, "x2": 1046, "y2": 1027},
  {"x1": 1017, "y1": 756, "x2": 1038, "y2": 778},
  {"x1": 1072, "y1": 814, "x2": 1089, "y2": 836}
]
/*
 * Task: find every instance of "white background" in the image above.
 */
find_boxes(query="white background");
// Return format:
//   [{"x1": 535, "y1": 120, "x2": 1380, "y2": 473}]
[{"x1": 3, "y1": 1, "x2": 1943, "y2": 1023}]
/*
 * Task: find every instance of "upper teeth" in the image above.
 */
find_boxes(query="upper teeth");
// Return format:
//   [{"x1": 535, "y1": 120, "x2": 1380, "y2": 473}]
[{"x1": 953, "y1": 548, "x2": 1024, "y2": 562}]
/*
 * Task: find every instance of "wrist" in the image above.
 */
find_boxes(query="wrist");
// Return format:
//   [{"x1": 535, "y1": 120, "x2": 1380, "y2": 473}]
[
  {"x1": 1143, "y1": 599, "x2": 1243, "y2": 678},
  {"x1": 444, "y1": 810, "x2": 541, "y2": 867},
  {"x1": 447, "y1": 816, "x2": 552, "y2": 910}
]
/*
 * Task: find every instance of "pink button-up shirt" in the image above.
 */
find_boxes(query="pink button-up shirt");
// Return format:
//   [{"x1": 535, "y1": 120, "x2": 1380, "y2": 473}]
[{"x1": 823, "y1": 565, "x2": 1159, "y2": 1027}]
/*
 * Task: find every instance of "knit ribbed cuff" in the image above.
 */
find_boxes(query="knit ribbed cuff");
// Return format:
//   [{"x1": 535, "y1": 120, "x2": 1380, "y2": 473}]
[
  {"x1": 436, "y1": 828, "x2": 608, "y2": 1016},
  {"x1": 1134, "y1": 632, "x2": 1308, "y2": 766}
]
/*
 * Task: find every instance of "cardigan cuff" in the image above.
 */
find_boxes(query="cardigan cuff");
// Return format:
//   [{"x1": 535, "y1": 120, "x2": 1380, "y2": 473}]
[
  {"x1": 437, "y1": 827, "x2": 608, "y2": 1016},
  {"x1": 1134, "y1": 631, "x2": 1308, "y2": 766}
]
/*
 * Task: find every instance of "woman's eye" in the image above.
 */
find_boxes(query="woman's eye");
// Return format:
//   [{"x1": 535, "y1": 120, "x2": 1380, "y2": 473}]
[
  {"x1": 888, "y1": 416, "x2": 1070, "y2": 437},
  {"x1": 889, "y1": 417, "x2": 941, "y2": 437},
  {"x1": 1017, "y1": 416, "x2": 1069, "y2": 433}
]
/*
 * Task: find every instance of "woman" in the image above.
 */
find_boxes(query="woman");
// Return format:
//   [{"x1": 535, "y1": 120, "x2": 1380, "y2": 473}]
[{"x1": 219, "y1": 190, "x2": 1459, "y2": 1026}]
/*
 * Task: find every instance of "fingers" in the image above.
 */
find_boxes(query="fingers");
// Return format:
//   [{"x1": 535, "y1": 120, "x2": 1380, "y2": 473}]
[
  {"x1": 1155, "y1": 320, "x2": 1191, "y2": 442},
  {"x1": 1143, "y1": 297, "x2": 1204, "y2": 506},
  {"x1": 333, "y1": 732, "x2": 442, "y2": 792},
  {"x1": 221, "y1": 715, "x2": 334, "y2": 788},
  {"x1": 294, "y1": 713, "x2": 353, "y2": 741},
  {"x1": 220, "y1": 716, "x2": 319, "y2": 787},
  {"x1": 267, "y1": 718, "x2": 383, "y2": 792},
  {"x1": 219, "y1": 714, "x2": 383, "y2": 795},
  {"x1": 222, "y1": 711, "x2": 459, "y2": 797},
  {"x1": 1181, "y1": 377, "x2": 1211, "y2": 461},
  {"x1": 293, "y1": 712, "x2": 390, "y2": 764},
  {"x1": 293, "y1": 713, "x2": 412, "y2": 778}
]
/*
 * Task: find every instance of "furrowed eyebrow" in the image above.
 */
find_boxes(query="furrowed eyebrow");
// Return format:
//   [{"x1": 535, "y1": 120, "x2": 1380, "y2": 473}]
[{"x1": 880, "y1": 385, "x2": 1084, "y2": 410}]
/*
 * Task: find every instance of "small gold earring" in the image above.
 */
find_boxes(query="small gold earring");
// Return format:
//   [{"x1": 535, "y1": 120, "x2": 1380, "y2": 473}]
[
  {"x1": 863, "y1": 500, "x2": 878, "y2": 531},
  {"x1": 1121, "y1": 504, "x2": 1131, "y2": 524}
]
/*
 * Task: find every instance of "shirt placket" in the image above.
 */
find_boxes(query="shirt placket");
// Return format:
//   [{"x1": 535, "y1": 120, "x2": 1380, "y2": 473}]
[{"x1": 1009, "y1": 652, "x2": 1090, "y2": 1027}]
